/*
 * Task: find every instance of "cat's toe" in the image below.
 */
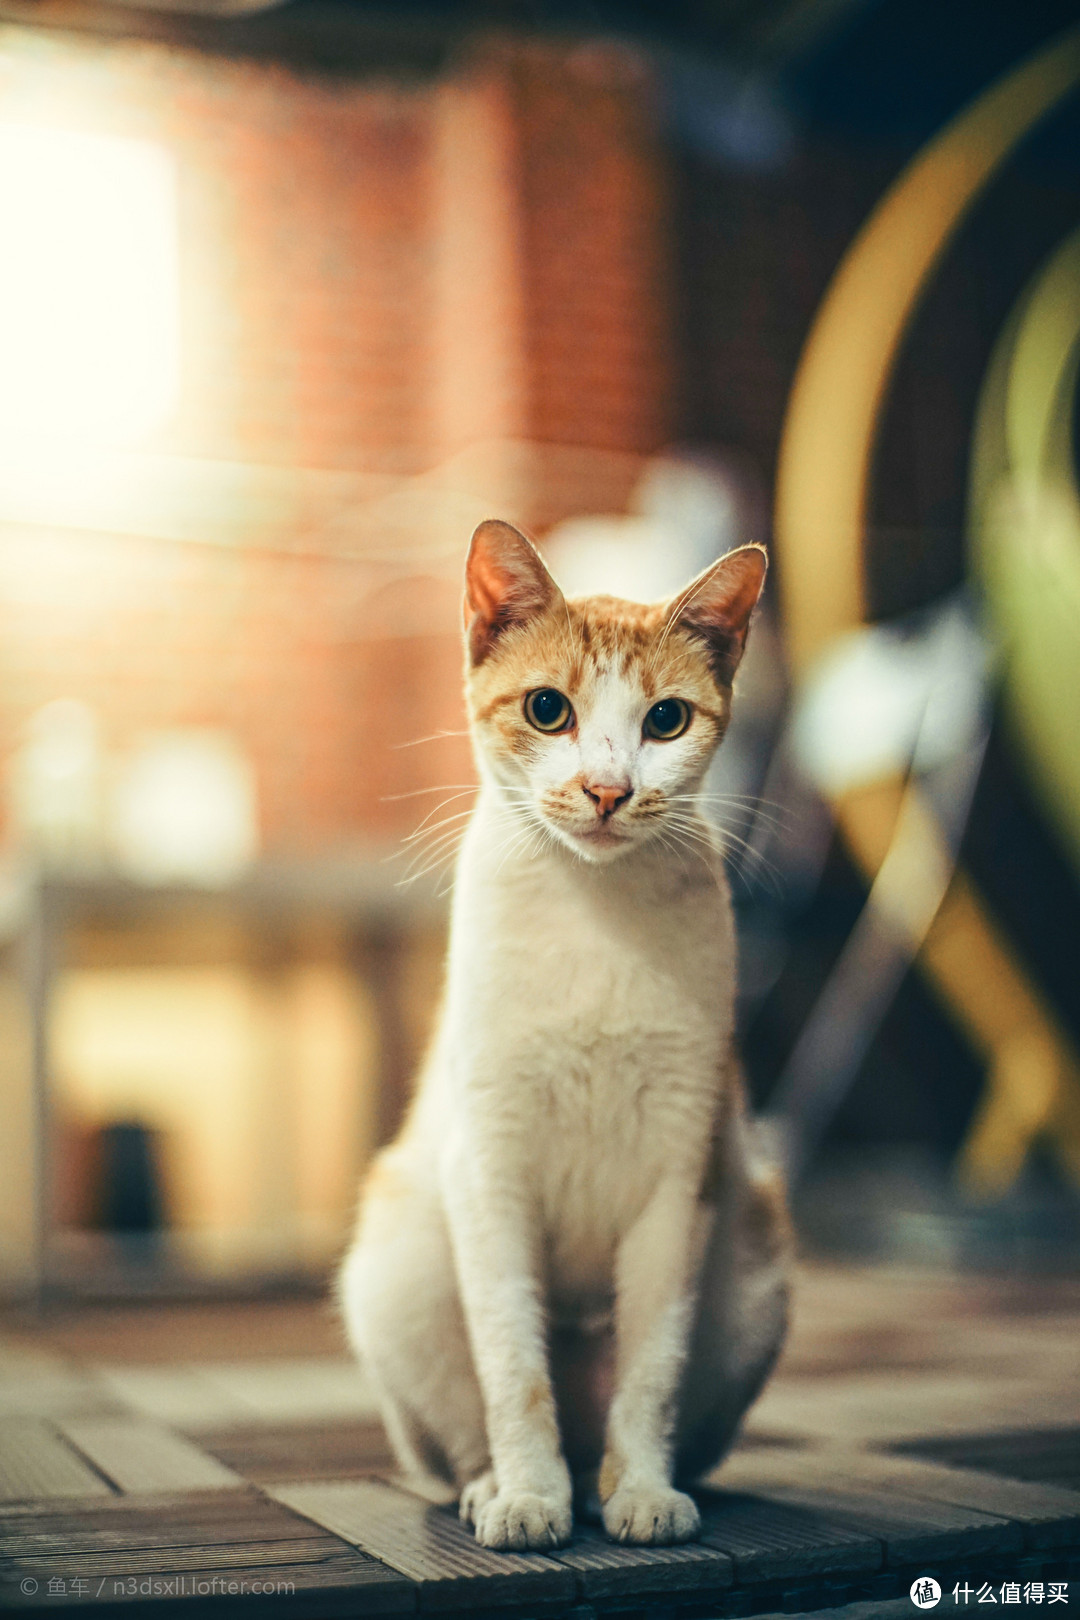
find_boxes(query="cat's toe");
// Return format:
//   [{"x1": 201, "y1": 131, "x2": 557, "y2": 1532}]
[
  {"x1": 474, "y1": 1490, "x2": 573, "y2": 1551},
  {"x1": 459, "y1": 1471, "x2": 497, "y2": 1527},
  {"x1": 602, "y1": 1485, "x2": 700, "y2": 1546}
]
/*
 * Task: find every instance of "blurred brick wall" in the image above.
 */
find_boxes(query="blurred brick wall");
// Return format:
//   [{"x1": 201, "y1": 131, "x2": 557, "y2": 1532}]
[
  {"x1": 513, "y1": 41, "x2": 673, "y2": 454},
  {"x1": 0, "y1": 25, "x2": 674, "y2": 856},
  {"x1": 674, "y1": 140, "x2": 897, "y2": 496},
  {"x1": 0, "y1": 531, "x2": 468, "y2": 851}
]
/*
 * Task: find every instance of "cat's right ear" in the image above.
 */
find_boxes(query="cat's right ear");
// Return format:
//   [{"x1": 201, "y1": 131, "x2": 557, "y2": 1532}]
[{"x1": 464, "y1": 520, "x2": 562, "y2": 665}]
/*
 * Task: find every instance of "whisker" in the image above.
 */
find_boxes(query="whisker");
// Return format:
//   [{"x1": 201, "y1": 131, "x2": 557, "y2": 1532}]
[
  {"x1": 396, "y1": 818, "x2": 472, "y2": 884},
  {"x1": 397, "y1": 860, "x2": 455, "y2": 889},
  {"x1": 662, "y1": 811, "x2": 763, "y2": 899},
  {"x1": 401, "y1": 792, "x2": 482, "y2": 837},
  {"x1": 392, "y1": 729, "x2": 471, "y2": 751},
  {"x1": 398, "y1": 839, "x2": 467, "y2": 880},
  {"x1": 715, "y1": 838, "x2": 785, "y2": 897},
  {"x1": 382, "y1": 784, "x2": 478, "y2": 802},
  {"x1": 662, "y1": 807, "x2": 783, "y2": 896},
  {"x1": 667, "y1": 803, "x2": 786, "y2": 855},
  {"x1": 648, "y1": 567, "x2": 718, "y2": 672},
  {"x1": 657, "y1": 822, "x2": 726, "y2": 894},
  {"x1": 396, "y1": 845, "x2": 462, "y2": 887},
  {"x1": 397, "y1": 820, "x2": 472, "y2": 867},
  {"x1": 668, "y1": 790, "x2": 788, "y2": 811},
  {"x1": 491, "y1": 817, "x2": 539, "y2": 878},
  {"x1": 398, "y1": 784, "x2": 534, "y2": 850},
  {"x1": 653, "y1": 826, "x2": 695, "y2": 880},
  {"x1": 401, "y1": 810, "x2": 476, "y2": 846},
  {"x1": 558, "y1": 593, "x2": 583, "y2": 680},
  {"x1": 667, "y1": 793, "x2": 792, "y2": 829}
]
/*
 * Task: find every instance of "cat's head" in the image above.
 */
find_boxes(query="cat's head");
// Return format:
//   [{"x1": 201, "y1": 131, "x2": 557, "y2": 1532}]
[{"x1": 462, "y1": 519, "x2": 766, "y2": 864}]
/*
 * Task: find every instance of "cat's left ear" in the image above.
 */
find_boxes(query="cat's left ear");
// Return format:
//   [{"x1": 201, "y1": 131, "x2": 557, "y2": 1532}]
[
  {"x1": 464, "y1": 519, "x2": 563, "y2": 665},
  {"x1": 667, "y1": 544, "x2": 767, "y2": 686}
]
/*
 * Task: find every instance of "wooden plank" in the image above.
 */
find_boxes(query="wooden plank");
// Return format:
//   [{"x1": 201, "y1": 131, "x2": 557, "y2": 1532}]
[
  {"x1": 719, "y1": 1445, "x2": 1022, "y2": 1563},
  {"x1": 59, "y1": 1418, "x2": 243, "y2": 1496},
  {"x1": 4, "y1": 1536, "x2": 362, "y2": 1576},
  {"x1": 731, "y1": 1479, "x2": 1019, "y2": 1565},
  {"x1": 4, "y1": 1551, "x2": 414, "y2": 1615},
  {"x1": 197, "y1": 1421, "x2": 393, "y2": 1483},
  {"x1": 697, "y1": 1489, "x2": 882, "y2": 1582},
  {"x1": 552, "y1": 1525, "x2": 732, "y2": 1599},
  {"x1": 0, "y1": 1420, "x2": 112, "y2": 1504},
  {"x1": 722, "y1": 1444, "x2": 1074, "y2": 1556},
  {"x1": 270, "y1": 1478, "x2": 576, "y2": 1611},
  {"x1": 823, "y1": 1450, "x2": 1080, "y2": 1552},
  {"x1": 0, "y1": 1490, "x2": 327, "y2": 1556}
]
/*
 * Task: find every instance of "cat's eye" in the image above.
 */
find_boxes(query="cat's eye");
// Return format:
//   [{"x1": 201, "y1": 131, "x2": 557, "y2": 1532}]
[
  {"x1": 643, "y1": 698, "x2": 690, "y2": 741},
  {"x1": 524, "y1": 688, "x2": 574, "y2": 733}
]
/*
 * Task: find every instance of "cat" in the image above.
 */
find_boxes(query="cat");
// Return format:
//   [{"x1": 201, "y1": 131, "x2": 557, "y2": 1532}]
[{"x1": 339, "y1": 518, "x2": 790, "y2": 1551}]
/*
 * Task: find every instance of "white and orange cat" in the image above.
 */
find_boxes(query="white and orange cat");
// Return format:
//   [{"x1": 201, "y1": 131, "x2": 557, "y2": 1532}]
[{"x1": 340, "y1": 518, "x2": 789, "y2": 1552}]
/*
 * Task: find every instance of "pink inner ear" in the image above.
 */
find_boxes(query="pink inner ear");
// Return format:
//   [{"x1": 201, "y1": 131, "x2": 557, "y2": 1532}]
[
  {"x1": 694, "y1": 546, "x2": 767, "y2": 634},
  {"x1": 465, "y1": 521, "x2": 557, "y2": 623},
  {"x1": 464, "y1": 519, "x2": 560, "y2": 663},
  {"x1": 466, "y1": 546, "x2": 518, "y2": 625}
]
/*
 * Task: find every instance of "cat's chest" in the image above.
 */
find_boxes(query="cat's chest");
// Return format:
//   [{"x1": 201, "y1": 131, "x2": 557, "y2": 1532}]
[
  {"x1": 529, "y1": 1015, "x2": 714, "y2": 1306},
  {"x1": 449, "y1": 861, "x2": 734, "y2": 1186},
  {"x1": 445, "y1": 847, "x2": 734, "y2": 1300},
  {"x1": 458, "y1": 859, "x2": 733, "y2": 1047}
]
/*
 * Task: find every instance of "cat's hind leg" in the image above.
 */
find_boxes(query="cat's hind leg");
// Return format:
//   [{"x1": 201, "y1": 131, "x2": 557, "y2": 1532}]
[
  {"x1": 674, "y1": 1145, "x2": 790, "y2": 1483},
  {"x1": 339, "y1": 1147, "x2": 490, "y2": 1498}
]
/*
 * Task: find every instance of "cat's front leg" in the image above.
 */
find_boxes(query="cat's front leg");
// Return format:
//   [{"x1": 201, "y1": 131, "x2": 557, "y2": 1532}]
[
  {"x1": 600, "y1": 1175, "x2": 706, "y2": 1545},
  {"x1": 442, "y1": 1142, "x2": 573, "y2": 1551}
]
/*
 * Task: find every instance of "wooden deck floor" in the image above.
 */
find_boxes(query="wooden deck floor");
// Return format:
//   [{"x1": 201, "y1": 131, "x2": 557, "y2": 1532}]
[{"x1": 1, "y1": 1264, "x2": 1078, "y2": 1617}]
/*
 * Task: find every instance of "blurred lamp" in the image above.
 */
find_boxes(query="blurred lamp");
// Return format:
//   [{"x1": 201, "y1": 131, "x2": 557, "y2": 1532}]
[
  {"x1": 111, "y1": 731, "x2": 258, "y2": 887},
  {"x1": 0, "y1": 124, "x2": 179, "y2": 447},
  {"x1": 791, "y1": 598, "x2": 993, "y2": 798}
]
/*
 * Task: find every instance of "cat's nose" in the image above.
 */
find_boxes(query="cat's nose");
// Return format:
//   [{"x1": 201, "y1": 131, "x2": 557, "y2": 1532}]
[{"x1": 583, "y1": 781, "x2": 634, "y2": 818}]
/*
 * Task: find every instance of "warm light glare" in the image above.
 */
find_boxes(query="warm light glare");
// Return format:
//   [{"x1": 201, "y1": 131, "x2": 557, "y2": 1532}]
[{"x1": 0, "y1": 123, "x2": 179, "y2": 446}]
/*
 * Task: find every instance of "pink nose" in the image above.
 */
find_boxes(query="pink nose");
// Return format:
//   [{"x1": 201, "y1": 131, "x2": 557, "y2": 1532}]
[{"x1": 583, "y1": 781, "x2": 633, "y2": 818}]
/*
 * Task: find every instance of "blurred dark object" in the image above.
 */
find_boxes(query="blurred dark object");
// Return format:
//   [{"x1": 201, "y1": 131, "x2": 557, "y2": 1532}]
[
  {"x1": 793, "y1": 1144, "x2": 1080, "y2": 1271},
  {"x1": 92, "y1": 1119, "x2": 166, "y2": 1235},
  {"x1": 892, "y1": 1427, "x2": 1080, "y2": 1492}
]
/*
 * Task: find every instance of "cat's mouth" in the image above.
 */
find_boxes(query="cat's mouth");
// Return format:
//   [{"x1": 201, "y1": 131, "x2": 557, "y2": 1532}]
[{"x1": 569, "y1": 821, "x2": 632, "y2": 853}]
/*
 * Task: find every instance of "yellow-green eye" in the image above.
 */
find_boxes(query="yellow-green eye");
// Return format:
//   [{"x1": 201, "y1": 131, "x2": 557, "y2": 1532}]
[
  {"x1": 644, "y1": 698, "x2": 690, "y2": 740},
  {"x1": 525, "y1": 688, "x2": 573, "y2": 733}
]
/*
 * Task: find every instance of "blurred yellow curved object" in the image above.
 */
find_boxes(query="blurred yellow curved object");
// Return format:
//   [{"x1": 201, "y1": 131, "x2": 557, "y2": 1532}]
[
  {"x1": 971, "y1": 228, "x2": 1080, "y2": 876},
  {"x1": 773, "y1": 26, "x2": 1080, "y2": 1196},
  {"x1": 774, "y1": 22, "x2": 1080, "y2": 671}
]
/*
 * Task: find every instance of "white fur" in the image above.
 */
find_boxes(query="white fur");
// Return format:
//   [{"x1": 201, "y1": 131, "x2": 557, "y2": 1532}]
[{"x1": 340, "y1": 590, "x2": 789, "y2": 1551}]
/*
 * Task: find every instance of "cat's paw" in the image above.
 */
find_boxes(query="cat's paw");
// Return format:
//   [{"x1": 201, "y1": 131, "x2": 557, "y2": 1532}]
[
  {"x1": 474, "y1": 1489, "x2": 573, "y2": 1551},
  {"x1": 459, "y1": 1471, "x2": 497, "y2": 1526},
  {"x1": 602, "y1": 1484, "x2": 700, "y2": 1545}
]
